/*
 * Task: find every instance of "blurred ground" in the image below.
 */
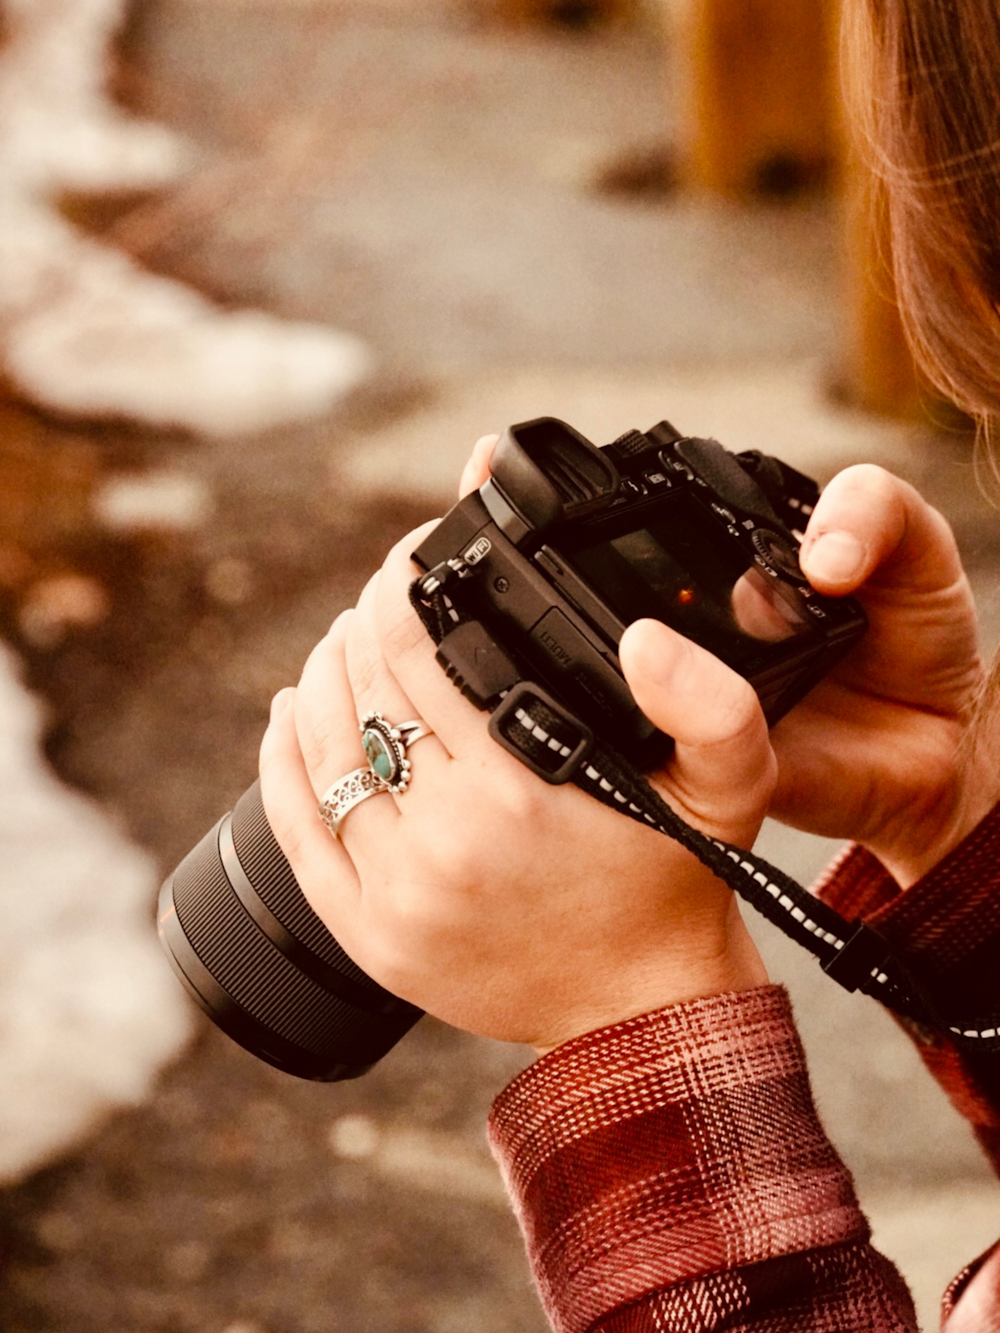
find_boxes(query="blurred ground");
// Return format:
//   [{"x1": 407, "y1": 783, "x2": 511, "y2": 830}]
[{"x1": 0, "y1": 1, "x2": 998, "y2": 1331}]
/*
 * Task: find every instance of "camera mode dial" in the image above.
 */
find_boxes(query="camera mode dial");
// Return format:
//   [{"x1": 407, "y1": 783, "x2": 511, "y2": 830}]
[{"x1": 752, "y1": 527, "x2": 802, "y2": 579}]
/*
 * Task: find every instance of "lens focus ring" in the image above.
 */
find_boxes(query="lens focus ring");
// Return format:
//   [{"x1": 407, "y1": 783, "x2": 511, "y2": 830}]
[{"x1": 158, "y1": 782, "x2": 422, "y2": 1081}]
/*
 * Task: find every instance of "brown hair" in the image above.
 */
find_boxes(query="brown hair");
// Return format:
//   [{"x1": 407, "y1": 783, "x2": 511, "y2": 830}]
[
  {"x1": 846, "y1": 1, "x2": 1000, "y2": 745},
  {"x1": 846, "y1": 1, "x2": 1000, "y2": 425}
]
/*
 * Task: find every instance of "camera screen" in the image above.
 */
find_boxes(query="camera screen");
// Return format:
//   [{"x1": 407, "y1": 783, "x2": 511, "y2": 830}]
[{"x1": 561, "y1": 496, "x2": 812, "y2": 667}]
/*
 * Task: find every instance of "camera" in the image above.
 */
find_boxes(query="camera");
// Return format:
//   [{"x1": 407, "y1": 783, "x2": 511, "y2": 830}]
[
  {"x1": 412, "y1": 417, "x2": 866, "y2": 773},
  {"x1": 158, "y1": 416, "x2": 866, "y2": 1082}
]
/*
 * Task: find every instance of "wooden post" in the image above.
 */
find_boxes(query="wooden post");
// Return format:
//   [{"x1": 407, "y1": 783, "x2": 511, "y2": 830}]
[
  {"x1": 839, "y1": 142, "x2": 925, "y2": 419},
  {"x1": 488, "y1": 0, "x2": 637, "y2": 29},
  {"x1": 666, "y1": 0, "x2": 923, "y2": 415},
  {"x1": 671, "y1": 0, "x2": 836, "y2": 196}
]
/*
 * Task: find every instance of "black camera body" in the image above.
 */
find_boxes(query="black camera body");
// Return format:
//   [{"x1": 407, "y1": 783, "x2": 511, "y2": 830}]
[{"x1": 413, "y1": 417, "x2": 866, "y2": 771}]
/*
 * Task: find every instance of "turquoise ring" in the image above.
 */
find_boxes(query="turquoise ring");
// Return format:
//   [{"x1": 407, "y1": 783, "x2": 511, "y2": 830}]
[{"x1": 359, "y1": 712, "x2": 432, "y2": 794}]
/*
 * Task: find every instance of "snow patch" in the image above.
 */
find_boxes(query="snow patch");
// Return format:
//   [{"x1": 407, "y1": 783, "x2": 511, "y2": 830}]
[
  {"x1": 0, "y1": 0, "x2": 372, "y2": 434},
  {"x1": 0, "y1": 643, "x2": 192, "y2": 1184},
  {"x1": 92, "y1": 470, "x2": 214, "y2": 533}
]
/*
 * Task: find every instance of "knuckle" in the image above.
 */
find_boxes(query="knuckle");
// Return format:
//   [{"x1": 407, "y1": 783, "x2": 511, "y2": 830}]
[
  {"x1": 346, "y1": 644, "x2": 381, "y2": 701},
  {"x1": 449, "y1": 756, "x2": 542, "y2": 839},
  {"x1": 834, "y1": 465, "x2": 960, "y2": 569},
  {"x1": 420, "y1": 821, "x2": 483, "y2": 888},
  {"x1": 298, "y1": 712, "x2": 353, "y2": 780},
  {"x1": 846, "y1": 461, "x2": 895, "y2": 489},
  {"x1": 380, "y1": 603, "x2": 427, "y2": 664},
  {"x1": 382, "y1": 884, "x2": 436, "y2": 942},
  {"x1": 361, "y1": 893, "x2": 442, "y2": 997},
  {"x1": 258, "y1": 782, "x2": 309, "y2": 871},
  {"x1": 492, "y1": 771, "x2": 545, "y2": 828},
  {"x1": 924, "y1": 501, "x2": 958, "y2": 549},
  {"x1": 405, "y1": 798, "x2": 497, "y2": 890},
  {"x1": 837, "y1": 462, "x2": 897, "y2": 497},
  {"x1": 709, "y1": 676, "x2": 765, "y2": 746}
]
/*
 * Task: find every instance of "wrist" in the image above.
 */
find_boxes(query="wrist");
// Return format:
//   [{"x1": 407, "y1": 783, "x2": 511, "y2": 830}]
[
  {"x1": 868, "y1": 765, "x2": 1000, "y2": 889},
  {"x1": 531, "y1": 901, "x2": 768, "y2": 1056}
]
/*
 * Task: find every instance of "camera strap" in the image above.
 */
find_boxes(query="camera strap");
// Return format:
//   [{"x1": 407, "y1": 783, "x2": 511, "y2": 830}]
[{"x1": 410, "y1": 572, "x2": 1000, "y2": 1056}]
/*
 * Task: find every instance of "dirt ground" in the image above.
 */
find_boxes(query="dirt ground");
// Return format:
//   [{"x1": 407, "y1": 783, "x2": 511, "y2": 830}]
[
  {"x1": 0, "y1": 1, "x2": 997, "y2": 1330},
  {"x1": 0, "y1": 6, "x2": 660, "y2": 1330},
  {"x1": 0, "y1": 362, "x2": 548, "y2": 1333}
]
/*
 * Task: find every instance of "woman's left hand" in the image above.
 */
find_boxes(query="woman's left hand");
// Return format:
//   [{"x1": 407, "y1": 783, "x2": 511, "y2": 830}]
[{"x1": 259, "y1": 516, "x2": 772, "y2": 1053}]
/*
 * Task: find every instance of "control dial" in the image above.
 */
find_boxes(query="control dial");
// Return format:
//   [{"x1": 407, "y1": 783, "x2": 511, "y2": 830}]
[{"x1": 752, "y1": 527, "x2": 802, "y2": 579}]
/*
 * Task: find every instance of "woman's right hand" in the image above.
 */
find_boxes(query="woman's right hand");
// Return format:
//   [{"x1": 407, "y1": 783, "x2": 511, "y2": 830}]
[
  {"x1": 462, "y1": 445, "x2": 991, "y2": 888},
  {"x1": 754, "y1": 463, "x2": 989, "y2": 886}
]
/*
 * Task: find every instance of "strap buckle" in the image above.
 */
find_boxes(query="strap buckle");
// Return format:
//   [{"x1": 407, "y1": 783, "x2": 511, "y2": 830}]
[
  {"x1": 489, "y1": 682, "x2": 593, "y2": 785},
  {"x1": 822, "y1": 920, "x2": 891, "y2": 993}
]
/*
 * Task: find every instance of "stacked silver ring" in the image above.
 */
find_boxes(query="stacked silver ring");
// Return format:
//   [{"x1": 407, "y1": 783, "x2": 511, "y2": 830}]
[{"x1": 318, "y1": 712, "x2": 432, "y2": 837}]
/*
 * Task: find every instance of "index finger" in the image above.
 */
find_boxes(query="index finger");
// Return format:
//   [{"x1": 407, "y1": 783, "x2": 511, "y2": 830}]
[
  {"x1": 458, "y1": 433, "x2": 498, "y2": 499},
  {"x1": 362, "y1": 527, "x2": 522, "y2": 765}
]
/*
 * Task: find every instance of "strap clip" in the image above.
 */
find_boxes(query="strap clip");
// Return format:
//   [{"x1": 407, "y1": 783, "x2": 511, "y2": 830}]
[
  {"x1": 822, "y1": 919, "x2": 891, "y2": 993},
  {"x1": 489, "y1": 682, "x2": 593, "y2": 785}
]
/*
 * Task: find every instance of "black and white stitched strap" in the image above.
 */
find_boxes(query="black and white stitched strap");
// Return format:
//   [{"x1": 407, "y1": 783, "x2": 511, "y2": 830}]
[{"x1": 410, "y1": 576, "x2": 1000, "y2": 1054}]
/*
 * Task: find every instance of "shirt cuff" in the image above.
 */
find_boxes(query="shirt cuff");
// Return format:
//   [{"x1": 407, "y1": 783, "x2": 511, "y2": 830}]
[
  {"x1": 815, "y1": 801, "x2": 1000, "y2": 995},
  {"x1": 488, "y1": 985, "x2": 866, "y2": 1333}
]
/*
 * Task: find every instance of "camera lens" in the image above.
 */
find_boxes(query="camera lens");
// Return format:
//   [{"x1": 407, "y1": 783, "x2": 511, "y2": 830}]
[{"x1": 158, "y1": 781, "x2": 422, "y2": 1080}]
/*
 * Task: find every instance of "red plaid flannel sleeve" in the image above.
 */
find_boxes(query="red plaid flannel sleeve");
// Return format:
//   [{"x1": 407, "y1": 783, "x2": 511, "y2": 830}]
[
  {"x1": 814, "y1": 802, "x2": 1000, "y2": 1175},
  {"x1": 488, "y1": 986, "x2": 916, "y2": 1333}
]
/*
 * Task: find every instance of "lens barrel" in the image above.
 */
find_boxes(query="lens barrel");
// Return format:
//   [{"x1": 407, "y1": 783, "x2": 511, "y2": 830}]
[{"x1": 158, "y1": 781, "x2": 423, "y2": 1080}]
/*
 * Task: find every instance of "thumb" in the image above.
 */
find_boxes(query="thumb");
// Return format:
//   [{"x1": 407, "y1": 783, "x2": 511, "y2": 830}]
[
  {"x1": 799, "y1": 463, "x2": 962, "y2": 598},
  {"x1": 619, "y1": 618, "x2": 775, "y2": 840}
]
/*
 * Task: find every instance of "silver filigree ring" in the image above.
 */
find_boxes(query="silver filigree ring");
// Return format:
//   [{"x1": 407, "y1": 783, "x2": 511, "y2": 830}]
[
  {"x1": 318, "y1": 768, "x2": 388, "y2": 836},
  {"x1": 359, "y1": 712, "x2": 432, "y2": 794}
]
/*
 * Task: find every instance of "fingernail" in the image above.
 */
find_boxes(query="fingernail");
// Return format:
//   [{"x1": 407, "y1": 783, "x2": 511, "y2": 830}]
[
  {"x1": 803, "y1": 531, "x2": 865, "y2": 586},
  {"x1": 270, "y1": 688, "x2": 294, "y2": 721}
]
